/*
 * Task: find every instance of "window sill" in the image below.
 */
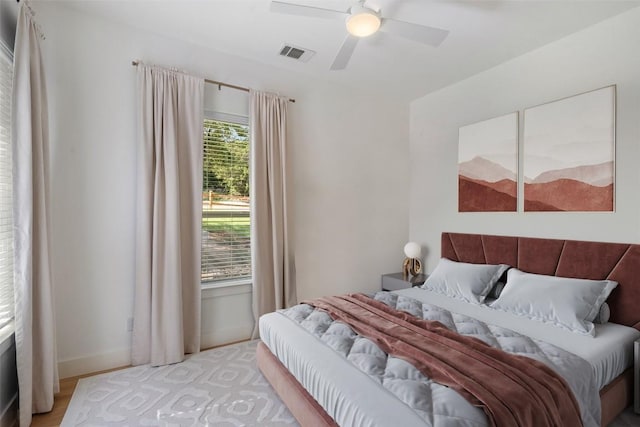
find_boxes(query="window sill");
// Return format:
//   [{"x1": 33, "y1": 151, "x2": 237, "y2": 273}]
[
  {"x1": 202, "y1": 279, "x2": 252, "y2": 299},
  {"x1": 202, "y1": 278, "x2": 252, "y2": 290}
]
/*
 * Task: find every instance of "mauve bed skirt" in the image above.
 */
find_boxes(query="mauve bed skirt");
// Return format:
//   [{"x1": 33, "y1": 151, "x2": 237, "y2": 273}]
[
  {"x1": 256, "y1": 342, "x2": 338, "y2": 427},
  {"x1": 257, "y1": 341, "x2": 632, "y2": 427},
  {"x1": 600, "y1": 368, "x2": 633, "y2": 426}
]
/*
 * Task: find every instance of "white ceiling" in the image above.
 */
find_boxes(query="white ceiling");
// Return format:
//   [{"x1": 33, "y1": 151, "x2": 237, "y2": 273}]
[{"x1": 56, "y1": 0, "x2": 640, "y2": 102}]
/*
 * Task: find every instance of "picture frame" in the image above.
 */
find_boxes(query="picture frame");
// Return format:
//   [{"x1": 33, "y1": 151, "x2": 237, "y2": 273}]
[
  {"x1": 523, "y1": 85, "x2": 615, "y2": 212},
  {"x1": 458, "y1": 112, "x2": 518, "y2": 212}
]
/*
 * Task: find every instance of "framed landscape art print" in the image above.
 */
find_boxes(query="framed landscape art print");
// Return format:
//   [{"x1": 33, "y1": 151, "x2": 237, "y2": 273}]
[
  {"x1": 458, "y1": 112, "x2": 518, "y2": 212},
  {"x1": 523, "y1": 86, "x2": 615, "y2": 212}
]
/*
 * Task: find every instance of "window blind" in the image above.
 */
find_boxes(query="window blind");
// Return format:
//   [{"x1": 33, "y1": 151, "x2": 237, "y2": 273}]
[
  {"x1": 0, "y1": 44, "x2": 14, "y2": 329},
  {"x1": 201, "y1": 117, "x2": 251, "y2": 283}
]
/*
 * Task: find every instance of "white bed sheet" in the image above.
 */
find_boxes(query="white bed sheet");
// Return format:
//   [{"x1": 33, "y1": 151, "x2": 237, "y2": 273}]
[{"x1": 395, "y1": 287, "x2": 640, "y2": 389}]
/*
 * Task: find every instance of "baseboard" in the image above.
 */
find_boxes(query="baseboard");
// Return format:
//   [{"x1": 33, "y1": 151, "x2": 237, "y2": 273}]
[
  {"x1": 58, "y1": 327, "x2": 252, "y2": 379},
  {"x1": 201, "y1": 325, "x2": 252, "y2": 350},
  {"x1": 58, "y1": 284, "x2": 253, "y2": 379},
  {"x1": 58, "y1": 348, "x2": 131, "y2": 379}
]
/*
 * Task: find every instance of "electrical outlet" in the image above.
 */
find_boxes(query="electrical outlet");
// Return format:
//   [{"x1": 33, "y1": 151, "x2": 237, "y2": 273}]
[{"x1": 127, "y1": 317, "x2": 134, "y2": 332}]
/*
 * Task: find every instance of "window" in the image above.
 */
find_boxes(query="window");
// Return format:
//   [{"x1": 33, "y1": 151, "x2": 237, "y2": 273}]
[
  {"x1": 201, "y1": 115, "x2": 251, "y2": 284},
  {"x1": 0, "y1": 43, "x2": 13, "y2": 329}
]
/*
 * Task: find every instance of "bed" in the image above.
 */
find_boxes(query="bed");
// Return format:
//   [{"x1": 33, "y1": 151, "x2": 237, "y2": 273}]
[{"x1": 257, "y1": 232, "x2": 640, "y2": 426}]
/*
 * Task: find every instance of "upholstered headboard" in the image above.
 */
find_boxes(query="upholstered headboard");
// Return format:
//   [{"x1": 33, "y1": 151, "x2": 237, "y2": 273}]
[{"x1": 441, "y1": 232, "x2": 640, "y2": 330}]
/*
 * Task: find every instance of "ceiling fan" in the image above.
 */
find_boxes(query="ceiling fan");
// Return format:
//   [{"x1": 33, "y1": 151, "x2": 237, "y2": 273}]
[{"x1": 270, "y1": 0, "x2": 450, "y2": 70}]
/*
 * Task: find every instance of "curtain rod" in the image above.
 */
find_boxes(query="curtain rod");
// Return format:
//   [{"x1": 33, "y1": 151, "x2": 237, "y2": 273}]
[{"x1": 131, "y1": 61, "x2": 295, "y2": 103}]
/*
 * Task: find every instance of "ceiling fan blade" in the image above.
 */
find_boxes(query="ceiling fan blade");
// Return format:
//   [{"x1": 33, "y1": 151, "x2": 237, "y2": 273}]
[
  {"x1": 380, "y1": 19, "x2": 449, "y2": 47},
  {"x1": 330, "y1": 35, "x2": 359, "y2": 71},
  {"x1": 270, "y1": 1, "x2": 348, "y2": 20}
]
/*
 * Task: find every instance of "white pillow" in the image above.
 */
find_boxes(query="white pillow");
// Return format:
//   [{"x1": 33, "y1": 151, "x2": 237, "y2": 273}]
[
  {"x1": 490, "y1": 268, "x2": 618, "y2": 336},
  {"x1": 421, "y1": 258, "x2": 509, "y2": 304}
]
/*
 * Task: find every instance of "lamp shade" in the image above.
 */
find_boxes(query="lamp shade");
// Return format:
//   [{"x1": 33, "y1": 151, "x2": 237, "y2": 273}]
[
  {"x1": 346, "y1": 7, "x2": 381, "y2": 37},
  {"x1": 404, "y1": 242, "x2": 421, "y2": 259}
]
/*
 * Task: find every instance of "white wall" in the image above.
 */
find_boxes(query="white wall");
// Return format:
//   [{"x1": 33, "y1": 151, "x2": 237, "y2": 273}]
[
  {"x1": 35, "y1": 3, "x2": 409, "y2": 377},
  {"x1": 410, "y1": 8, "x2": 640, "y2": 272}
]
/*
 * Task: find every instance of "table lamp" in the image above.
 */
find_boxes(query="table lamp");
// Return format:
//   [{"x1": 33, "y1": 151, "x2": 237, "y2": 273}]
[{"x1": 402, "y1": 242, "x2": 422, "y2": 279}]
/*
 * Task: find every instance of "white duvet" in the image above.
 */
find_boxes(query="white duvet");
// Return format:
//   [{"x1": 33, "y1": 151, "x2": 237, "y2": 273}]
[{"x1": 397, "y1": 287, "x2": 640, "y2": 390}]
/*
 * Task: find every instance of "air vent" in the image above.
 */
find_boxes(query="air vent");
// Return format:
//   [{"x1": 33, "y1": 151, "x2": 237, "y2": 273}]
[{"x1": 278, "y1": 44, "x2": 315, "y2": 63}]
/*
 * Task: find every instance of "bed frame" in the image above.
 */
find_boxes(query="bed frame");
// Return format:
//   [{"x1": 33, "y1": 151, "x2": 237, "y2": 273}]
[{"x1": 257, "y1": 232, "x2": 640, "y2": 426}]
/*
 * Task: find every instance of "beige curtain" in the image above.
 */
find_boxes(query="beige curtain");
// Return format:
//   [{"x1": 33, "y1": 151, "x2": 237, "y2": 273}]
[
  {"x1": 250, "y1": 90, "x2": 296, "y2": 337},
  {"x1": 132, "y1": 64, "x2": 204, "y2": 367},
  {"x1": 12, "y1": 3, "x2": 59, "y2": 426}
]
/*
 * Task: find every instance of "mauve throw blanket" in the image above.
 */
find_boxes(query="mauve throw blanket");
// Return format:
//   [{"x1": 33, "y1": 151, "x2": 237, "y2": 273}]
[{"x1": 304, "y1": 294, "x2": 583, "y2": 427}]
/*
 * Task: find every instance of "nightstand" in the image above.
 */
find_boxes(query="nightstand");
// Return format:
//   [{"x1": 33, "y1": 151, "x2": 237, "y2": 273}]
[
  {"x1": 381, "y1": 272, "x2": 427, "y2": 291},
  {"x1": 635, "y1": 338, "x2": 639, "y2": 414}
]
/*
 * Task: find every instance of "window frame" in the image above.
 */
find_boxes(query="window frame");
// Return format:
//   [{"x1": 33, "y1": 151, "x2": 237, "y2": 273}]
[
  {"x1": 0, "y1": 40, "x2": 14, "y2": 334},
  {"x1": 201, "y1": 111, "x2": 251, "y2": 289}
]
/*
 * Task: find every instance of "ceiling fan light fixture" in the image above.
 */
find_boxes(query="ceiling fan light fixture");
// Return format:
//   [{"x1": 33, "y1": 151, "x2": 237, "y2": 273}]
[{"x1": 346, "y1": 6, "x2": 381, "y2": 37}]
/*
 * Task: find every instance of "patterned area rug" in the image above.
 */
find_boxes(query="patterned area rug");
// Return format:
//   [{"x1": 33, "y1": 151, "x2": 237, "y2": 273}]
[
  {"x1": 61, "y1": 340, "x2": 298, "y2": 426},
  {"x1": 59, "y1": 338, "x2": 640, "y2": 427}
]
